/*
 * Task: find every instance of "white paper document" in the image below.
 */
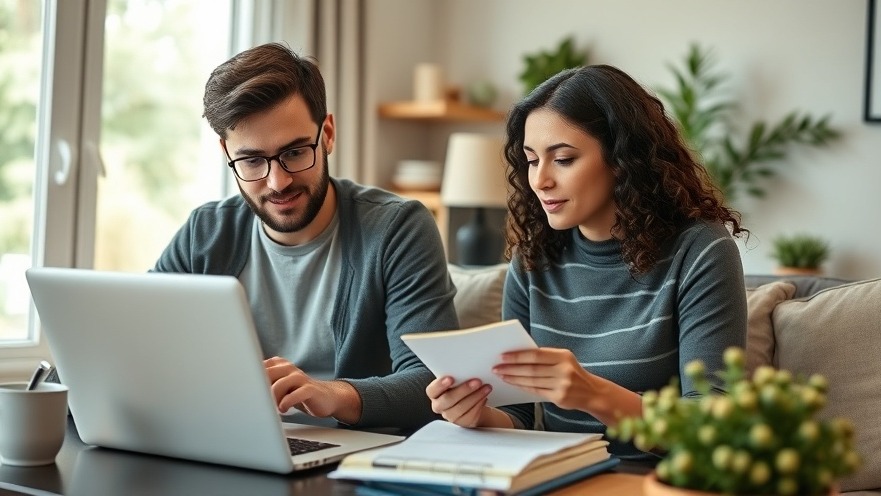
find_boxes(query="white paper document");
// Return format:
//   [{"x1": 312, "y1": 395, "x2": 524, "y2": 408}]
[{"x1": 401, "y1": 319, "x2": 544, "y2": 407}]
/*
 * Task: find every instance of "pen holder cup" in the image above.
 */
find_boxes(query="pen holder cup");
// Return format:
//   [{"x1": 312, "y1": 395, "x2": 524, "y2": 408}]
[{"x1": 0, "y1": 382, "x2": 68, "y2": 466}]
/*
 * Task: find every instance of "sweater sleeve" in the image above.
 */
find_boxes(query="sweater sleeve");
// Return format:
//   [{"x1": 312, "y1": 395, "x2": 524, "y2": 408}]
[
  {"x1": 343, "y1": 200, "x2": 460, "y2": 428},
  {"x1": 498, "y1": 257, "x2": 537, "y2": 429},
  {"x1": 676, "y1": 229, "x2": 748, "y2": 398},
  {"x1": 152, "y1": 215, "x2": 195, "y2": 273},
  {"x1": 151, "y1": 197, "x2": 253, "y2": 276}
]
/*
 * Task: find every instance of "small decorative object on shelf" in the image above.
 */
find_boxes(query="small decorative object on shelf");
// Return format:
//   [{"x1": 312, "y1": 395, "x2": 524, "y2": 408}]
[
  {"x1": 412, "y1": 63, "x2": 445, "y2": 102},
  {"x1": 771, "y1": 233, "x2": 830, "y2": 276},
  {"x1": 466, "y1": 80, "x2": 498, "y2": 108},
  {"x1": 609, "y1": 347, "x2": 860, "y2": 496},
  {"x1": 391, "y1": 160, "x2": 441, "y2": 192}
]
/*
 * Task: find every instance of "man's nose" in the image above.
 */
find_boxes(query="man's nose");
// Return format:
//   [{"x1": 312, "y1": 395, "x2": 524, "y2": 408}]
[{"x1": 265, "y1": 158, "x2": 294, "y2": 191}]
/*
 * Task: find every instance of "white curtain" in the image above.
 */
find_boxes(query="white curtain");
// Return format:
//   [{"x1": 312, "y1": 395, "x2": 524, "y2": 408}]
[{"x1": 233, "y1": 0, "x2": 366, "y2": 182}]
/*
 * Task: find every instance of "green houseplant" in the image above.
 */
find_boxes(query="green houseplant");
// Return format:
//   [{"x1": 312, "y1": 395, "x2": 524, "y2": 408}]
[
  {"x1": 657, "y1": 44, "x2": 840, "y2": 202},
  {"x1": 771, "y1": 233, "x2": 830, "y2": 275},
  {"x1": 518, "y1": 36, "x2": 588, "y2": 95},
  {"x1": 609, "y1": 347, "x2": 860, "y2": 495},
  {"x1": 517, "y1": 41, "x2": 839, "y2": 202}
]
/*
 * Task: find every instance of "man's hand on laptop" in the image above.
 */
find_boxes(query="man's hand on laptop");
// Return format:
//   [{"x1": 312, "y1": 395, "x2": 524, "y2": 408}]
[{"x1": 264, "y1": 357, "x2": 362, "y2": 425}]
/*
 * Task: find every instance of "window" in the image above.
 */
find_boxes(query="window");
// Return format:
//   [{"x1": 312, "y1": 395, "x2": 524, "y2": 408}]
[
  {"x1": 94, "y1": 0, "x2": 233, "y2": 272},
  {"x1": 0, "y1": 0, "x2": 235, "y2": 380},
  {"x1": 0, "y1": 0, "x2": 44, "y2": 347}
]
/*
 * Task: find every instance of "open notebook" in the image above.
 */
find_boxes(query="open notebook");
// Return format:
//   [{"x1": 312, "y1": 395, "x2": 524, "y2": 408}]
[{"x1": 25, "y1": 267, "x2": 403, "y2": 473}]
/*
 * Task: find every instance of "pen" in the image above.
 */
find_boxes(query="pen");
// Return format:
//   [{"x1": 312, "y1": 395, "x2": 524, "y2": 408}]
[{"x1": 26, "y1": 360, "x2": 54, "y2": 391}]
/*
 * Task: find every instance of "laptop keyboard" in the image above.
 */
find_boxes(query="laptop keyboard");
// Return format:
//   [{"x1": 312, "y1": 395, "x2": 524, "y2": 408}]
[{"x1": 287, "y1": 437, "x2": 340, "y2": 456}]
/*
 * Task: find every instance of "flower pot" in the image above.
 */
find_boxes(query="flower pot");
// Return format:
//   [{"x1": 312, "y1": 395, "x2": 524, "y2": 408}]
[
  {"x1": 642, "y1": 471, "x2": 839, "y2": 496},
  {"x1": 773, "y1": 266, "x2": 822, "y2": 277},
  {"x1": 643, "y1": 472, "x2": 719, "y2": 496}
]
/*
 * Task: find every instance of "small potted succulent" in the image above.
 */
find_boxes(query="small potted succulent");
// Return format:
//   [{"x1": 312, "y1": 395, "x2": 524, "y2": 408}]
[
  {"x1": 771, "y1": 233, "x2": 830, "y2": 276},
  {"x1": 609, "y1": 348, "x2": 860, "y2": 496}
]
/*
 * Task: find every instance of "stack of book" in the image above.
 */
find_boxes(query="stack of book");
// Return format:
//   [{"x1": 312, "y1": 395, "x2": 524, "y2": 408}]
[{"x1": 329, "y1": 420, "x2": 617, "y2": 495}]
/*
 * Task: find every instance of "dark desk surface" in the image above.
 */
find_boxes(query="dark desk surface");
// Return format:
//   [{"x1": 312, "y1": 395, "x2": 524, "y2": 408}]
[
  {"x1": 0, "y1": 417, "x2": 354, "y2": 496},
  {"x1": 0, "y1": 417, "x2": 652, "y2": 496}
]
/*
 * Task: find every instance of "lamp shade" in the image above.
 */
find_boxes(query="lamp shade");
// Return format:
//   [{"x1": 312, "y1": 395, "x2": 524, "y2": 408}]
[{"x1": 440, "y1": 133, "x2": 507, "y2": 208}]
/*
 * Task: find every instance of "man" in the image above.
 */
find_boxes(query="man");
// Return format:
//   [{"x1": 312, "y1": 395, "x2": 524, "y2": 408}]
[{"x1": 153, "y1": 42, "x2": 459, "y2": 429}]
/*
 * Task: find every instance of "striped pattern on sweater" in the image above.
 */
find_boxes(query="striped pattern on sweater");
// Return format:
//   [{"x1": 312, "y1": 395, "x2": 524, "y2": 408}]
[{"x1": 500, "y1": 220, "x2": 747, "y2": 458}]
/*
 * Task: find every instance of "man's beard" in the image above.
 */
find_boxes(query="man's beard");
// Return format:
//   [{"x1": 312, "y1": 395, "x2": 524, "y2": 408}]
[{"x1": 239, "y1": 151, "x2": 331, "y2": 234}]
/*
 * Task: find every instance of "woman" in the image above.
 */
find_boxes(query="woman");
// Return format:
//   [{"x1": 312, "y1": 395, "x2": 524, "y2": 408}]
[{"x1": 427, "y1": 65, "x2": 748, "y2": 458}]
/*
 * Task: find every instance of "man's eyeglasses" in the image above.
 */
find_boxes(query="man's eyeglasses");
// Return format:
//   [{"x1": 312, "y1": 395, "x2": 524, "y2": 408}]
[{"x1": 226, "y1": 122, "x2": 324, "y2": 182}]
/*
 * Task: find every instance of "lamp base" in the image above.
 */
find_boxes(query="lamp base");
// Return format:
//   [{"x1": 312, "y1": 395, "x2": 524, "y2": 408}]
[{"x1": 455, "y1": 208, "x2": 503, "y2": 266}]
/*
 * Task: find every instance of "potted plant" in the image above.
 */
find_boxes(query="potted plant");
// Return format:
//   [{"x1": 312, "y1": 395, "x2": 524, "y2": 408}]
[
  {"x1": 657, "y1": 44, "x2": 840, "y2": 203},
  {"x1": 518, "y1": 36, "x2": 588, "y2": 95},
  {"x1": 771, "y1": 233, "x2": 830, "y2": 276},
  {"x1": 609, "y1": 348, "x2": 860, "y2": 496}
]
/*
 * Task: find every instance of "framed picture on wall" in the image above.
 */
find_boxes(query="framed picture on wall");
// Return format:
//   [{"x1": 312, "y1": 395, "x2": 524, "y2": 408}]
[{"x1": 866, "y1": 0, "x2": 881, "y2": 122}]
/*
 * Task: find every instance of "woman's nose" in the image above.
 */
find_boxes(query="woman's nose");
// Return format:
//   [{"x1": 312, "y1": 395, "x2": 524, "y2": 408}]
[{"x1": 531, "y1": 162, "x2": 553, "y2": 190}]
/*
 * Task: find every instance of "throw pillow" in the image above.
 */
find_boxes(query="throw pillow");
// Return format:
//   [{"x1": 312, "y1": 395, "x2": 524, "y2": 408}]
[
  {"x1": 744, "y1": 281, "x2": 796, "y2": 373},
  {"x1": 744, "y1": 274, "x2": 850, "y2": 298},
  {"x1": 773, "y1": 278, "x2": 881, "y2": 492},
  {"x1": 447, "y1": 263, "x2": 507, "y2": 328}
]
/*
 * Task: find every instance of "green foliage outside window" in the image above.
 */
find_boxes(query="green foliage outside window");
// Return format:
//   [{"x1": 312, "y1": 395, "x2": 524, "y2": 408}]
[
  {"x1": 0, "y1": 0, "x2": 227, "y2": 261},
  {"x1": 0, "y1": 1, "x2": 40, "y2": 255},
  {"x1": 101, "y1": 0, "x2": 212, "y2": 217}
]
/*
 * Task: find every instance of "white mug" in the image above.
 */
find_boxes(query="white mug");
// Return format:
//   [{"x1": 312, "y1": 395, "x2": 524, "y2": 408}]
[{"x1": 0, "y1": 382, "x2": 68, "y2": 466}]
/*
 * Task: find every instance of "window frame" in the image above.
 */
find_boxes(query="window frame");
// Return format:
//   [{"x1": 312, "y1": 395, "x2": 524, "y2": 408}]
[
  {"x1": 0, "y1": 0, "x2": 264, "y2": 382},
  {"x1": 0, "y1": 0, "x2": 97, "y2": 381}
]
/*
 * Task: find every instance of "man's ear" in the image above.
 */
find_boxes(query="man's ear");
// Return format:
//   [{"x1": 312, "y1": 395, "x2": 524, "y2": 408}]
[{"x1": 323, "y1": 114, "x2": 336, "y2": 155}]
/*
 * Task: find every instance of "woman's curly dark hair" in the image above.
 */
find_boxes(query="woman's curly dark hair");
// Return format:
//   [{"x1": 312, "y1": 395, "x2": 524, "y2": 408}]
[{"x1": 504, "y1": 65, "x2": 747, "y2": 273}]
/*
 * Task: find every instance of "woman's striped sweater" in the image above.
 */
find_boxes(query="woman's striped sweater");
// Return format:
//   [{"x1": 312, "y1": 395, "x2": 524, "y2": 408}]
[{"x1": 500, "y1": 220, "x2": 747, "y2": 458}]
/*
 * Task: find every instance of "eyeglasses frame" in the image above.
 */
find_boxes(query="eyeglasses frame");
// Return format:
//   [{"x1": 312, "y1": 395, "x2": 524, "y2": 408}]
[{"x1": 225, "y1": 118, "x2": 326, "y2": 182}]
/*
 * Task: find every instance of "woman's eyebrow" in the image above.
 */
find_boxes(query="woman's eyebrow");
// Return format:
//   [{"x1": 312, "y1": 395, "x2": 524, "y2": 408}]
[{"x1": 523, "y1": 142, "x2": 576, "y2": 153}]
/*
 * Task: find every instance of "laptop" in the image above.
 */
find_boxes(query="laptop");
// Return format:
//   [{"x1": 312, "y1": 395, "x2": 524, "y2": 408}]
[{"x1": 25, "y1": 267, "x2": 404, "y2": 474}]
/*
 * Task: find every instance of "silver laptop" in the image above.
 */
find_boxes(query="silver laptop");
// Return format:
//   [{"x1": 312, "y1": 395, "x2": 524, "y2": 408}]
[{"x1": 25, "y1": 267, "x2": 403, "y2": 474}]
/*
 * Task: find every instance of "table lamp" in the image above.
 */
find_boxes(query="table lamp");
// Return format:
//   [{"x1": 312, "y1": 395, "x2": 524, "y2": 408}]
[{"x1": 441, "y1": 133, "x2": 508, "y2": 266}]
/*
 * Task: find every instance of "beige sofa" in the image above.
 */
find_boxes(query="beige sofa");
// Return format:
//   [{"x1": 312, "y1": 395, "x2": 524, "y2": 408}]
[{"x1": 447, "y1": 264, "x2": 881, "y2": 495}]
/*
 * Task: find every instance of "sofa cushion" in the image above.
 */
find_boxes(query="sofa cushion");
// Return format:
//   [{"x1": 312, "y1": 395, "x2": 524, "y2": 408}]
[
  {"x1": 745, "y1": 281, "x2": 796, "y2": 373},
  {"x1": 448, "y1": 263, "x2": 507, "y2": 328},
  {"x1": 773, "y1": 278, "x2": 881, "y2": 492},
  {"x1": 744, "y1": 274, "x2": 850, "y2": 299}
]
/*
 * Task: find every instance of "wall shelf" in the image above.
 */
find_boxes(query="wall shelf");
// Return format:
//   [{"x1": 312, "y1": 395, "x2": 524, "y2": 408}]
[
  {"x1": 378, "y1": 100, "x2": 505, "y2": 122},
  {"x1": 378, "y1": 99, "x2": 505, "y2": 261}
]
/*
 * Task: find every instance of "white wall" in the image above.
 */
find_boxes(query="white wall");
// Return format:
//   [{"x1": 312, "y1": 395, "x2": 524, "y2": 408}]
[{"x1": 366, "y1": 0, "x2": 881, "y2": 279}]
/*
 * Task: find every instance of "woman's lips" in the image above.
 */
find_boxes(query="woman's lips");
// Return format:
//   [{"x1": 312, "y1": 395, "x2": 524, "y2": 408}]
[{"x1": 542, "y1": 198, "x2": 566, "y2": 213}]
